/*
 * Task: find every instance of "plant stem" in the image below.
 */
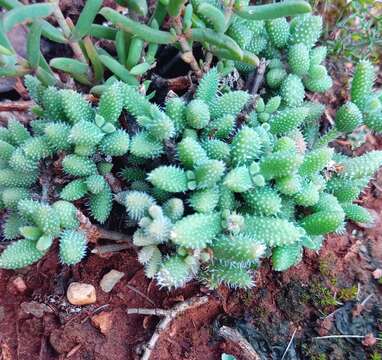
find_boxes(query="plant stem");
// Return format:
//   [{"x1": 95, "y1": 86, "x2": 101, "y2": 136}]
[
  {"x1": 97, "y1": 228, "x2": 132, "y2": 243},
  {"x1": 49, "y1": 1, "x2": 88, "y2": 63},
  {"x1": 251, "y1": 58, "x2": 268, "y2": 95},
  {"x1": 172, "y1": 17, "x2": 202, "y2": 78},
  {"x1": 223, "y1": 0, "x2": 235, "y2": 32},
  {"x1": 91, "y1": 243, "x2": 134, "y2": 254}
]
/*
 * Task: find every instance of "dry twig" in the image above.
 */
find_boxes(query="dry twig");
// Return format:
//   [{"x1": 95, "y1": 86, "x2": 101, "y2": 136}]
[
  {"x1": 0, "y1": 95, "x2": 98, "y2": 113},
  {"x1": 151, "y1": 74, "x2": 192, "y2": 92},
  {"x1": 77, "y1": 210, "x2": 135, "y2": 248},
  {"x1": 281, "y1": 329, "x2": 297, "y2": 360},
  {"x1": 127, "y1": 296, "x2": 209, "y2": 360},
  {"x1": 313, "y1": 335, "x2": 382, "y2": 341},
  {"x1": 91, "y1": 243, "x2": 134, "y2": 254},
  {"x1": 250, "y1": 58, "x2": 268, "y2": 96},
  {"x1": 0, "y1": 100, "x2": 34, "y2": 112},
  {"x1": 218, "y1": 326, "x2": 261, "y2": 360}
]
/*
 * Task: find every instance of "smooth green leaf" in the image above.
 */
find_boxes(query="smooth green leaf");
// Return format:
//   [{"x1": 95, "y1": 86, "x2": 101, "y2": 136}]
[
  {"x1": 115, "y1": 30, "x2": 130, "y2": 65},
  {"x1": 167, "y1": 0, "x2": 186, "y2": 17},
  {"x1": 72, "y1": 0, "x2": 103, "y2": 40},
  {"x1": 0, "y1": 0, "x2": 21, "y2": 10},
  {"x1": 90, "y1": 24, "x2": 117, "y2": 40},
  {"x1": 236, "y1": 0, "x2": 311, "y2": 20},
  {"x1": 36, "y1": 66, "x2": 57, "y2": 86},
  {"x1": 99, "y1": 54, "x2": 139, "y2": 84},
  {"x1": 127, "y1": 0, "x2": 148, "y2": 16},
  {"x1": 130, "y1": 62, "x2": 151, "y2": 75},
  {"x1": 38, "y1": 51, "x2": 56, "y2": 77},
  {"x1": 0, "y1": 65, "x2": 29, "y2": 77},
  {"x1": 38, "y1": 19, "x2": 67, "y2": 44},
  {"x1": 3, "y1": 3, "x2": 56, "y2": 32},
  {"x1": 0, "y1": 43, "x2": 13, "y2": 56},
  {"x1": 83, "y1": 37, "x2": 104, "y2": 83},
  {"x1": 190, "y1": 28, "x2": 243, "y2": 60},
  {"x1": 0, "y1": 20, "x2": 14, "y2": 51},
  {"x1": 197, "y1": 3, "x2": 225, "y2": 33},
  {"x1": 50, "y1": 57, "x2": 89, "y2": 75},
  {"x1": 71, "y1": 72, "x2": 93, "y2": 85},
  {"x1": 115, "y1": 0, "x2": 148, "y2": 16},
  {"x1": 126, "y1": 36, "x2": 144, "y2": 69},
  {"x1": 26, "y1": 21, "x2": 42, "y2": 69},
  {"x1": 100, "y1": 7, "x2": 177, "y2": 44}
]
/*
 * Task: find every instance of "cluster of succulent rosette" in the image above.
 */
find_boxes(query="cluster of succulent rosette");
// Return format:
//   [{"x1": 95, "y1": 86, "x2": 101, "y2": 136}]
[{"x1": 1, "y1": 1, "x2": 382, "y2": 290}]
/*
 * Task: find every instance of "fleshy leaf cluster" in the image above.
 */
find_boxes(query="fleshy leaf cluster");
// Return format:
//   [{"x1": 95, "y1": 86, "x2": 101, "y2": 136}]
[{"x1": 0, "y1": 6, "x2": 381, "y2": 293}]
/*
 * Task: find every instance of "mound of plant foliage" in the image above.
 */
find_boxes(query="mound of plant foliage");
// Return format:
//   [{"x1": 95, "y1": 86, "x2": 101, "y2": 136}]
[{"x1": 1, "y1": 0, "x2": 382, "y2": 290}]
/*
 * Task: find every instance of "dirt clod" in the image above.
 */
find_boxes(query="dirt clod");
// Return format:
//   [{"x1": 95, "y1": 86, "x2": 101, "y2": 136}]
[
  {"x1": 91, "y1": 311, "x2": 113, "y2": 335},
  {"x1": 20, "y1": 301, "x2": 53, "y2": 318}
]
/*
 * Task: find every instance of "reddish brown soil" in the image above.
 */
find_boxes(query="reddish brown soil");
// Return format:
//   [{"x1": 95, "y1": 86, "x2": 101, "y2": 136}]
[
  {"x1": 1, "y1": 85, "x2": 382, "y2": 360},
  {"x1": 1, "y1": 172, "x2": 381, "y2": 360},
  {"x1": 1, "y1": 7, "x2": 382, "y2": 359}
]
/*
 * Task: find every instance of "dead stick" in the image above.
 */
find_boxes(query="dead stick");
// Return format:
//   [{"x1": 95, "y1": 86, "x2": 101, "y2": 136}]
[
  {"x1": 77, "y1": 210, "x2": 135, "y2": 247},
  {"x1": 151, "y1": 74, "x2": 192, "y2": 92},
  {"x1": 313, "y1": 335, "x2": 382, "y2": 341},
  {"x1": 91, "y1": 243, "x2": 134, "y2": 254},
  {"x1": 127, "y1": 308, "x2": 169, "y2": 316},
  {"x1": 125, "y1": 284, "x2": 156, "y2": 306},
  {"x1": 0, "y1": 101, "x2": 34, "y2": 112},
  {"x1": 97, "y1": 228, "x2": 133, "y2": 243},
  {"x1": 251, "y1": 58, "x2": 267, "y2": 96},
  {"x1": 172, "y1": 17, "x2": 202, "y2": 78},
  {"x1": 281, "y1": 329, "x2": 297, "y2": 360},
  {"x1": 104, "y1": 173, "x2": 123, "y2": 193},
  {"x1": 127, "y1": 296, "x2": 209, "y2": 360},
  {"x1": 218, "y1": 326, "x2": 261, "y2": 360},
  {"x1": 0, "y1": 95, "x2": 97, "y2": 113},
  {"x1": 203, "y1": 52, "x2": 214, "y2": 73}
]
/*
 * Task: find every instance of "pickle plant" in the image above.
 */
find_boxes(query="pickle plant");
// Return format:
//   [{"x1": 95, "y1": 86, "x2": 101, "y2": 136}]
[
  {"x1": 0, "y1": 3, "x2": 381, "y2": 291},
  {"x1": 0, "y1": 0, "x2": 312, "y2": 86}
]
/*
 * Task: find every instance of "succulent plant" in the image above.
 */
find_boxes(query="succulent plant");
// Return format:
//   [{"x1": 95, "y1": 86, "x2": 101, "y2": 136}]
[
  {"x1": 0, "y1": 2, "x2": 381, "y2": 294},
  {"x1": 0, "y1": 0, "x2": 311, "y2": 87}
]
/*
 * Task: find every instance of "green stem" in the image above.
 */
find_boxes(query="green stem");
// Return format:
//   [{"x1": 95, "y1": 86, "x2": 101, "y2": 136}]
[
  {"x1": 172, "y1": 17, "x2": 202, "y2": 77},
  {"x1": 49, "y1": 1, "x2": 88, "y2": 63}
]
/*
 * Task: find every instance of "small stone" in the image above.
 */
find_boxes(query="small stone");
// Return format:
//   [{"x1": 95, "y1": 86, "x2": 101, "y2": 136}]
[
  {"x1": 100, "y1": 270, "x2": 124, "y2": 293},
  {"x1": 67, "y1": 282, "x2": 96, "y2": 306},
  {"x1": 91, "y1": 311, "x2": 113, "y2": 335},
  {"x1": 362, "y1": 333, "x2": 377, "y2": 347},
  {"x1": 20, "y1": 301, "x2": 53, "y2": 318},
  {"x1": 372, "y1": 268, "x2": 382, "y2": 280},
  {"x1": 12, "y1": 276, "x2": 27, "y2": 294}
]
